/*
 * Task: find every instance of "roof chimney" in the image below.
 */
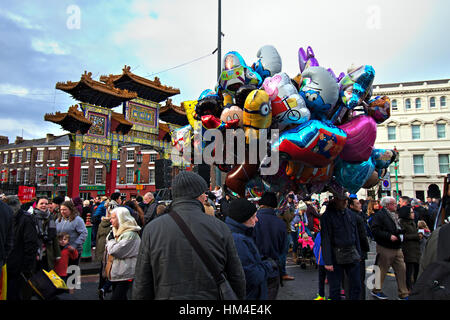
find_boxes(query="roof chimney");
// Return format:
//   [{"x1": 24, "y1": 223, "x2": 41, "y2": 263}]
[
  {"x1": 15, "y1": 136, "x2": 24, "y2": 144},
  {"x1": 0, "y1": 136, "x2": 9, "y2": 146},
  {"x1": 46, "y1": 133, "x2": 55, "y2": 142}
]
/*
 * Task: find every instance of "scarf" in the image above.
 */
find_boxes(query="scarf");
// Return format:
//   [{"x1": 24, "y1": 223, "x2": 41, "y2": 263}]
[
  {"x1": 33, "y1": 208, "x2": 57, "y2": 244},
  {"x1": 387, "y1": 209, "x2": 402, "y2": 231},
  {"x1": 113, "y1": 220, "x2": 141, "y2": 238}
]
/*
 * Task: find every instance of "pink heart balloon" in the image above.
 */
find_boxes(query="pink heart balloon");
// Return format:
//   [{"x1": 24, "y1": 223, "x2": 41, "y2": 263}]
[{"x1": 338, "y1": 115, "x2": 377, "y2": 162}]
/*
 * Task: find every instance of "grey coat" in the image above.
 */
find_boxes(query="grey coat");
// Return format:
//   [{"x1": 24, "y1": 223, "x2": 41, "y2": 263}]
[
  {"x1": 132, "y1": 199, "x2": 246, "y2": 300},
  {"x1": 56, "y1": 216, "x2": 88, "y2": 254}
]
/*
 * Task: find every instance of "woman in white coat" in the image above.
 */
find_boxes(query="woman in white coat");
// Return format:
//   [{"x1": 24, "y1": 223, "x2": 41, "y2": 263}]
[{"x1": 104, "y1": 206, "x2": 141, "y2": 300}]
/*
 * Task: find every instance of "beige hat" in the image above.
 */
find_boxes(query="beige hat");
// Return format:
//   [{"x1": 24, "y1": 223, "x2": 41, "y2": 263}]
[{"x1": 297, "y1": 200, "x2": 307, "y2": 211}]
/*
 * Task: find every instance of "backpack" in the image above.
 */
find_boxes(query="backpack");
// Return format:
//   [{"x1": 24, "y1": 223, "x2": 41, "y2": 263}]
[{"x1": 410, "y1": 223, "x2": 450, "y2": 300}]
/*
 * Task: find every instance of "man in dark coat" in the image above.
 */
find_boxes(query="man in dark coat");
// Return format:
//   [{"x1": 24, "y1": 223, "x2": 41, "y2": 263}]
[
  {"x1": 321, "y1": 196, "x2": 361, "y2": 300},
  {"x1": 348, "y1": 197, "x2": 370, "y2": 300},
  {"x1": 370, "y1": 196, "x2": 409, "y2": 299},
  {"x1": 253, "y1": 192, "x2": 286, "y2": 299},
  {"x1": 5, "y1": 196, "x2": 38, "y2": 300},
  {"x1": 225, "y1": 198, "x2": 278, "y2": 300},
  {"x1": 0, "y1": 198, "x2": 14, "y2": 284},
  {"x1": 132, "y1": 171, "x2": 245, "y2": 300}
]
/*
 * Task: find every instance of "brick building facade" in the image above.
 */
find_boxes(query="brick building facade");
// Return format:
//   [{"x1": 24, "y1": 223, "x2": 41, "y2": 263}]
[{"x1": 0, "y1": 133, "x2": 179, "y2": 200}]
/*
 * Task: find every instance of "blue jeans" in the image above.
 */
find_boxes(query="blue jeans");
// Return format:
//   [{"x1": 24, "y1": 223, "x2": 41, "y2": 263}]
[{"x1": 326, "y1": 261, "x2": 361, "y2": 300}]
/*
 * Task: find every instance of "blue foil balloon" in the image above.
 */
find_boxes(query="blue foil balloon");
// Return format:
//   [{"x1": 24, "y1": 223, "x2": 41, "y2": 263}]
[
  {"x1": 333, "y1": 157, "x2": 375, "y2": 194},
  {"x1": 371, "y1": 148, "x2": 398, "y2": 169},
  {"x1": 272, "y1": 120, "x2": 347, "y2": 168}
]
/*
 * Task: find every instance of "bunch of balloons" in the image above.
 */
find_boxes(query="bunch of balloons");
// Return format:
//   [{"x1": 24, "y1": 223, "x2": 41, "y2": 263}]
[{"x1": 172, "y1": 45, "x2": 397, "y2": 199}]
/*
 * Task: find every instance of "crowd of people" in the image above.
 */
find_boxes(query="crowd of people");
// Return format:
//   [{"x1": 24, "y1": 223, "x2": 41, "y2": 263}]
[{"x1": 0, "y1": 171, "x2": 448, "y2": 300}]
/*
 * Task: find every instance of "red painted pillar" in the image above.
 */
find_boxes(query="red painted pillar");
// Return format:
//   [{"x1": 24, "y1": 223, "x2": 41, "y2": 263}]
[
  {"x1": 67, "y1": 155, "x2": 81, "y2": 199},
  {"x1": 105, "y1": 160, "x2": 117, "y2": 197}
]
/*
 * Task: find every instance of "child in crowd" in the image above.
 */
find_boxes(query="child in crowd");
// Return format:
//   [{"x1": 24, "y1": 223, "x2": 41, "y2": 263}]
[
  {"x1": 54, "y1": 232, "x2": 79, "y2": 283},
  {"x1": 417, "y1": 220, "x2": 431, "y2": 254}
]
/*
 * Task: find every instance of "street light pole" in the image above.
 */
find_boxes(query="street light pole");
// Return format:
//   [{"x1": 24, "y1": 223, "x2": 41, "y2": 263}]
[
  {"x1": 394, "y1": 146, "x2": 399, "y2": 202},
  {"x1": 215, "y1": 0, "x2": 222, "y2": 188},
  {"x1": 136, "y1": 150, "x2": 143, "y2": 195}
]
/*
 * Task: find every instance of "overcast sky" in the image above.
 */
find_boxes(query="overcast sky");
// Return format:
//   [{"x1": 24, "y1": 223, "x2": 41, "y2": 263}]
[{"x1": 0, "y1": 0, "x2": 449, "y2": 142}]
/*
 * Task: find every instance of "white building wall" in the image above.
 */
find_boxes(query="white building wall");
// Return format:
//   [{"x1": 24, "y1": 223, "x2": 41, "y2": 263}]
[{"x1": 357, "y1": 79, "x2": 450, "y2": 201}]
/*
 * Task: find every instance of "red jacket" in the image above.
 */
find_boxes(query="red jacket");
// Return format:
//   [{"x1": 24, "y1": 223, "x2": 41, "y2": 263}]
[{"x1": 54, "y1": 246, "x2": 78, "y2": 277}]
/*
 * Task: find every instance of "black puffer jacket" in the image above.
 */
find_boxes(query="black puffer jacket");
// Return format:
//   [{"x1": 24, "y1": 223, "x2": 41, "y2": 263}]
[
  {"x1": 0, "y1": 201, "x2": 14, "y2": 267},
  {"x1": 132, "y1": 199, "x2": 246, "y2": 300},
  {"x1": 398, "y1": 207, "x2": 421, "y2": 263},
  {"x1": 371, "y1": 208, "x2": 403, "y2": 249},
  {"x1": 7, "y1": 209, "x2": 38, "y2": 275}
]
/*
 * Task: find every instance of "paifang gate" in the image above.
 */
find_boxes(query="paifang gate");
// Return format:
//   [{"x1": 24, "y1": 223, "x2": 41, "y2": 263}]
[{"x1": 45, "y1": 66, "x2": 188, "y2": 198}]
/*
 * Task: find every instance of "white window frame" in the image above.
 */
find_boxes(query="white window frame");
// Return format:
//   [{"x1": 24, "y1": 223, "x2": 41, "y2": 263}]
[
  {"x1": 430, "y1": 97, "x2": 436, "y2": 108},
  {"x1": 127, "y1": 150, "x2": 135, "y2": 162},
  {"x1": 439, "y1": 154, "x2": 449, "y2": 174},
  {"x1": 415, "y1": 98, "x2": 421, "y2": 109},
  {"x1": 149, "y1": 167, "x2": 155, "y2": 184},
  {"x1": 411, "y1": 125, "x2": 421, "y2": 140},
  {"x1": 36, "y1": 150, "x2": 44, "y2": 162},
  {"x1": 60, "y1": 169, "x2": 68, "y2": 185},
  {"x1": 413, "y1": 155, "x2": 425, "y2": 175},
  {"x1": 387, "y1": 126, "x2": 396, "y2": 141},
  {"x1": 23, "y1": 169, "x2": 29, "y2": 185},
  {"x1": 126, "y1": 167, "x2": 134, "y2": 184},
  {"x1": 80, "y1": 168, "x2": 89, "y2": 185},
  {"x1": 95, "y1": 167, "x2": 103, "y2": 185},
  {"x1": 437, "y1": 123, "x2": 446, "y2": 139},
  {"x1": 61, "y1": 149, "x2": 69, "y2": 161},
  {"x1": 405, "y1": 98, "x2": 411, "y2": 109}
]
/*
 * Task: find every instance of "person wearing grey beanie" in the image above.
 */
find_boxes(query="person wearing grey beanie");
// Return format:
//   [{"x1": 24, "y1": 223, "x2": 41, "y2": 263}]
[
  {"x1": 132, "y1": 171, "x2": 246, "y2": 300},
  {"x1": 171, "y1": 171, "x2": 209, "y2": 200}
]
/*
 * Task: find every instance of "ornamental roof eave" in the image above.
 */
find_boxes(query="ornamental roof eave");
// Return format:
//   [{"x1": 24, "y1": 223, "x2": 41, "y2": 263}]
[
  {"x1": 56, "y1": 71, "x2": 138, "y2": 108},
  {"x1": 44, "y1": 105, "x2": 93, "y2": 134},
  {"x1": 100, "y1": 65, "x2": 180, "y2": 97},
  {"x1": 159, "y1": 98, "x2": 186, "y2": 115}
]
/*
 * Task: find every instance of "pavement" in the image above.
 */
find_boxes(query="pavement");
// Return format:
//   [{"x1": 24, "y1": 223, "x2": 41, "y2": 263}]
[
  {"x1": 79, "y1": 248, "x2": 100, "y2": 275},
  {"x1": 73, "y1": 239, "x2": 402, "y2": 300}
]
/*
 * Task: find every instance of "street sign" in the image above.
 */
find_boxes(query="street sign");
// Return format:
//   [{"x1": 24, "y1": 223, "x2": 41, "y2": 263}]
[
  {"x1": 381, "y1": 171, "x2": 391, "y2": 191},
  {"x1": 18, "y1": 186, "x2": 36, "y2": 203},
  {"x1": 136, "y1": 184, "x2": 143, "y2": 190}
]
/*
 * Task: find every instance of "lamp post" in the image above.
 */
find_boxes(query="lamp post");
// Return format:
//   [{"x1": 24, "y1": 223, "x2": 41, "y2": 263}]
[
  {"x1": 136, "y1": 150, "x2": 143, "y2": 194},
  {"x1": 393, "y1": 146, "x2": 399, "y2": 202}
]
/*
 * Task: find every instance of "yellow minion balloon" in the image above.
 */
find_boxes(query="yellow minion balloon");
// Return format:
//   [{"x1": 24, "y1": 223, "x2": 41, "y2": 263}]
[{"x1": 243, "y1": 89, "x2": 272, "y2": 144}]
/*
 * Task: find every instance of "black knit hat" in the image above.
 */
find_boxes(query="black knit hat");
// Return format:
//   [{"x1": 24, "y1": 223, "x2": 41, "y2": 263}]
[
  {"x1": 52, "y1": 196, "x2": 65, "y2": 205},
  {"x1": 398, "y1": 206, "x2": 412, "y2": 219},
  {"x1": 172, "y1": 171, "x2": 209, "y2": 200},
  {"x1": 259, "y1": 192, "x2": 278, "y2": 208},
  {"x1": 228, "y1": 198, "x2": 257, "y2": 223}
]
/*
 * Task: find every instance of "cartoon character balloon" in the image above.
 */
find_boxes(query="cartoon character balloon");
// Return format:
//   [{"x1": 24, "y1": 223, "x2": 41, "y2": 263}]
[
  {"x1": 218, "y1": 51, "x2": 262, "y2": 96},
  {"x1": 252, "y1": 45, "x2": 282, "y2": 81},
  {"x1": 299, "y1": 66, "x2": 339, "y2": 121},
  {"x1": 262, "y1": 72, "x2": 310, "y2": 131},
  {"x1": 272, "y1": 120, "x2": 347, "y2": 167},
  {"x1": 243, "y1": 89, "x2": 272, "y2": 144}
]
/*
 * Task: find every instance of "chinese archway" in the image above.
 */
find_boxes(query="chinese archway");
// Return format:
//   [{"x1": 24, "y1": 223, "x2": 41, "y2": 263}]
[{"x1": 45, "y1": 66, "x2": 183, "y2": 198}]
